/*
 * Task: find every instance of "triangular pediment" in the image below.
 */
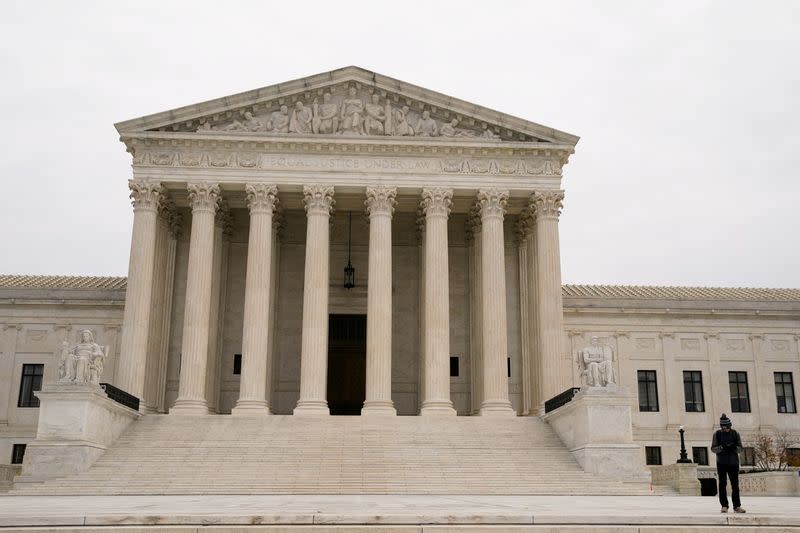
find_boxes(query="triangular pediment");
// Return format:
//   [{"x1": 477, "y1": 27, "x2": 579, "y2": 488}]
[{"x1": 115, "y1": 66, "x2": 578, "y2": 145}]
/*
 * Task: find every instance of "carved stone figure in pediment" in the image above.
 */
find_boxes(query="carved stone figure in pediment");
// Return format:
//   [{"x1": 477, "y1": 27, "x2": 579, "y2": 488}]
[
  {"x1": 416, "y1": 110, "x2": 439, "y2": 137},
  {"x1": 576, "y1": 336, "x2": 616, "y2": 388},
  {"x1": 196, "y1": 122, "x2": 213, "y2": 133},
  {"x1": 339, "y1": 86, "x2": 365, "y2": 135},
  {"x1": 266, "y1": 105, "x2": 290, "y2": 133},
  {"x1": 58, "y1": 329, "x2": 108, "y2": 385},
  {"x1": 364, "y1": 94, "x2": 387, "y2": 136},
  {"x1": 312, "y1": 93, "x2": 339, "y2": 134},
  {"x1": 481, "y1": 127, "x2": 500, "y2": 140},
  {"x1": 222, "y1": 111, "x2": 264, "y2": 132},
  {"x1": 440, "y1": 118, "x2": 474, "y2": 138},
  {"x1": 289, "y1": 101, "x2": 313, "y2": 134},
  {"x1": 392, "y1": 105, "x2": 414, "y2": 136}
]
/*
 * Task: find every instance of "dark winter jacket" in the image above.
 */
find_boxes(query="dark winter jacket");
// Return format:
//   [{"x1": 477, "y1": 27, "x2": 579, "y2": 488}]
[{"x1": 711, "y1": 429, "x2": 742, "y2": 466}]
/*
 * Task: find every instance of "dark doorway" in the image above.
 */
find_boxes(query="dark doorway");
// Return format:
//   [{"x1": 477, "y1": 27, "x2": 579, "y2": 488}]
[{"x1": 327, "y1": 314, "x2": 367, "y2": 415}]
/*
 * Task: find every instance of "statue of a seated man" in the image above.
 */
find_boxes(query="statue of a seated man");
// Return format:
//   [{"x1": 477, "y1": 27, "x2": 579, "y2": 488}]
[{"x1": 577, "y1": 336, "x2": 616, "y2": 387}]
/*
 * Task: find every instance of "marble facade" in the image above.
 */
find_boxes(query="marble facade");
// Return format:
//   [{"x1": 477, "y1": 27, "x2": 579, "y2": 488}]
[{"x1": 0, "y1": 67, "x2": 798, "y2": 472}]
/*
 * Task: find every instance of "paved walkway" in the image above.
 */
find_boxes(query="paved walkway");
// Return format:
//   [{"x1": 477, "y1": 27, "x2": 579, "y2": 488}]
[{"x1": 0, "y1": 494, "x2": 798, "y2": 528}]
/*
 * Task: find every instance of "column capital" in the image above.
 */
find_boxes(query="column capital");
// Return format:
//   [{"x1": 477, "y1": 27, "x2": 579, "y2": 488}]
[
  {"x1": 158, "y1": 197, "x2": 182, "y2": 238},
  {"x1": 704, "y1": 332, "x2": 720, "y2": 340},
  {"x1": 613, "y1": 331, "x2": 630, "y2": 339},
  {"x1": 466, "y1": 205, "x2": 482, "y2": 238},
  {"x1": 415, "y1": 208, "x2": 426, "y2": 244},
  {"x1": 2, "y1": 323, "x2": 22, "y2": 332},
  {"x1": 129, "y1": 180, "x2": 162, "y2": 211},
  {"x1": 272, "y1": 209, "x2": 285, "y2": 240},
  {"x1": 420, "y1": 187, "x2": 453, "y2": 218},
  {"x1": 215, "y1": 201, "x2": 234, "y2": 236},
  {"x1": 477, "y1": 188, "x2": 509, "y2": 221},
  {"x1": 365, "y1": 185, "x2": 397, "y2": 218},
  {"x1": 748, "y1": 333, "x2": 764, "y2": 342},
  {"x1": 303, "y1": 185, "x2": 335, "y2": 215},
  {"x1": 245, "y1": 183, "x2": 279, "y2": 215},
  {"x1": 188, "y1": 182, "x2": 221, "y2": 214},
  {"x1": 568, "y1": 330, "x2": 584, "y2": 339},
  {"x1": 658, "y1": 331, "x2": 675, "y2": 339},
  {"x1": 531, "y1": 190, "x2": 565, "y2": 220}
]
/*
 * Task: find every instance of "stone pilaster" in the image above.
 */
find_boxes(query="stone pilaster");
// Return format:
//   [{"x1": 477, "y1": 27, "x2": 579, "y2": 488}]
[
  {"x1": 749, "y1": 334, "x2": 771, "y2": 422},
  {"x1": 419, "y1": 187, "x2": 456, "y2": 416},
  {"x1": 477, "y1": 188, "x2": 515, "y2": 416},
  {"x1": 659, "y1": 332, "x2": 681, "y2": 428},
  {"x1": 467, "y1": 208, "x2": 484, "y2": 414},
  {"x1": 294, "y1": 185, "x2": 335, "y2": 416},
  {"x1": 0, "y1": 324, "x2": 22, "y2": 424},
  {"x1": 171, "y1": 182, "x2": 221, "y2": 415},
  {"x1": 117, "y1": 180, "x2": 162, "y2": 403},
  {"x1": 705, "y1": 332, "x2": 724, "y2": 419},
  {"x1": 531, "y1": 190, "x2": 566, "y2": 406},
  {"x1": 233, "y1": 185, "x2": 279, "y2": 415},
  {"x1": 362, "y1": 186, "x2": 397, "y2": 415}
]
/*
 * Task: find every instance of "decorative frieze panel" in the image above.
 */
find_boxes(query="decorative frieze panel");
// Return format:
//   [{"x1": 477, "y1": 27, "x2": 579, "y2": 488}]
[{"x1": 131, "y1": 148, "x2": 564, "y2": 178}]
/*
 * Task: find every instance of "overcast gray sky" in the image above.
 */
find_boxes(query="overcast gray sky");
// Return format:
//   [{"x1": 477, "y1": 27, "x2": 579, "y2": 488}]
[{"x1": 1, "y1": 1, "x2": 797, "y2": 287}]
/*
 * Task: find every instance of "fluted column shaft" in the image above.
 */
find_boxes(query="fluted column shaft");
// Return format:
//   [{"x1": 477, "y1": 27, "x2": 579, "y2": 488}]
[
  {"x1": 142, "y1": 205, "x2": 169, "y2": 413},
  {"x1": 467, "y1": 211, "x2": 483, "y2": 414},
  {"x1": 524, "y1": 217, "x2": 542, "y2": 413},
  {"x1": 420, "y1": 188, "x2": 456, "y2": 416},
  {"x1": 233, "y1": 185, "x2": 278, "y2": 415},
  {"x1": 171, "y1": 183, "x2": 220, "y2": 415},
  {"x1": 532, "y1": 190, "x2": 566, "y2": 405},
  {"x1": 478, "y1": 189, "x2": 515, "y2": 416},
  {"x1": 117, "y1": 180, "x2": 162, "y2": 403},
  {"x1": 294, "y1": 185, "x2": 335, "y2": 416},
  {"x1": 363, "y1": 186, "x2": 397, "y2": 415},
  {"x1": 264, "y1": 213, "x2": 282, "y2": 409}
]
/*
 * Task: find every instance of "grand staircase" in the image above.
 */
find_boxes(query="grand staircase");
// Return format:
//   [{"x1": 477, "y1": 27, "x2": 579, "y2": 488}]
[{"x1": 13, "y1": 415, "x2": 659, "y2": 495}]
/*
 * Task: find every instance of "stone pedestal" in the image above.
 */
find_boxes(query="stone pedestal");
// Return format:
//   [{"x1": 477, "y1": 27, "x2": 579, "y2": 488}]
[
  {"x1": 15, "y1": 383, "x2": 140, "y2": 485},
  {"x1": 543, "y1": 386, "x2": 650, "y2": 483},
  {"x1": 650, "y1": 462, "x2": 701, "y2": 495}
]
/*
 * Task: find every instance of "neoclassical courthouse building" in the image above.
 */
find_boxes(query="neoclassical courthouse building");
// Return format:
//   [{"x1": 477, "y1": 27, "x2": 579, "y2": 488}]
[{"x1": 1, "y1": 67, "x2": 798, "y2": 484}]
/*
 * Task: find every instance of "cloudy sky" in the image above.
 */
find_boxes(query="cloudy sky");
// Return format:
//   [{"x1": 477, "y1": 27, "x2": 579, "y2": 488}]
[{"x1": 1, "y1": 1, "x2": 797, "y2": 287}]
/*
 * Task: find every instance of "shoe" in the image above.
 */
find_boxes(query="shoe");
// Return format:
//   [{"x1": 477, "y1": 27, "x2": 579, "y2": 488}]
[
  {"x1": 734, "y1": 507, "x2": 746, "y2": 514},
  {"x1": 721, "y1": 507, "x2": 729, "y2": 513}
]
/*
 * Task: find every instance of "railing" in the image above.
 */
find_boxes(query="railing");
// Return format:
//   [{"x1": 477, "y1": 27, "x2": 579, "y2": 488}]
[
  {"x1": 100, "y1": 383, "x2": 140, "y2": 411},
  {"x1": 544, "y1": 387, "x2": 581, "y2": 413}
]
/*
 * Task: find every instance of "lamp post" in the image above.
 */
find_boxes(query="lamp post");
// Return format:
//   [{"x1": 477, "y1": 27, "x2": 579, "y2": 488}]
[{"x1": 677, "y1": 425, "x2": 692, "y2": 463}]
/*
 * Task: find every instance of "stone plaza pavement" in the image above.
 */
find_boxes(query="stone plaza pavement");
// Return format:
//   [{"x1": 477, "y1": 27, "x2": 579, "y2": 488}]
[{"x1": 0, "y1": 494, "x2": 799, "y2": 531}]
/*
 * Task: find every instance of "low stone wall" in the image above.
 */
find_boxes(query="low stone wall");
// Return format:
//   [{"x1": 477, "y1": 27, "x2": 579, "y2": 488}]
[
  {"x1": 0, "y1": 465, "x2": 22, "y2": 491},
  {"x1": 649, "y1": 463, "x2": 701, "y2": 495},
  {"x1": 697, "y1": 467, "x2": 800, "y2": 496}
]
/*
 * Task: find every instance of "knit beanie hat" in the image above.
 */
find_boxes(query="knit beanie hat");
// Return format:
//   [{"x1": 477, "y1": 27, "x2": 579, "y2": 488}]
[{"x1": 720, "y1": 413, "x2": 732, "y2": 427}]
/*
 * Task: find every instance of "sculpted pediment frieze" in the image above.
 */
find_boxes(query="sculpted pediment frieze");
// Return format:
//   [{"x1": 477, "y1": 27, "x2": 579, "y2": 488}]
[{"x1": 116, "y1": 67, "x2": 579, "y2": 147}]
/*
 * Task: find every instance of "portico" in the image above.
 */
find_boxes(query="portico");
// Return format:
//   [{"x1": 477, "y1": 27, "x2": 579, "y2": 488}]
[{"x1": 113, "y1": 66, "x2": 578, "y2": 416}]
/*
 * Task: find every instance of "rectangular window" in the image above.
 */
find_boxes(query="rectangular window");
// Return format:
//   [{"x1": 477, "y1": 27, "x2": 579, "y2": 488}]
[
  {"x1": 507, "y1": 357, "x2": 511, "y2": 378},
  {"x1": 645, "y1": 446, "x2": 662, "y2": 465},
  {"x1": 775, "y1": 372, "x2": 796, "y2": 414},
  {"x1": 692, "y1": 446, "x2": 709, "y2": 466},
  {"x1": 729, "y1": 371, "x2": 751, "y2": 413},
  {"x1": 11, "y1": 444, "x2": 26, "y2": 465},
  {"x1": 683, "y1": 370, "x2": 705, "y2": 412},
  {"x1": 786, "y1": 448, "x2": 800, "y2": 468},
  {"x1": 233, "y1": 354, "x2": 242, "y2": 375},
  {"x1": 17, "y1": 364, "x2": 44, "y2": 408},
  {"x1": 637, "y1": 370, "x2": 659, "y2": 412},
  {"x1": 449, "y1": 356, "x2": 459, "y2": 377},
  {"x1": 740, "y1": 447, "x2": 755, "y2": 467}
]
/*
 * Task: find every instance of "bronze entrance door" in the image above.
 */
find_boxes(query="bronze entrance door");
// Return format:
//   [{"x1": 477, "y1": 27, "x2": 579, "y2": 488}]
[{"x1": 326, "y1": 314, "x2": 367, "y2": 415}]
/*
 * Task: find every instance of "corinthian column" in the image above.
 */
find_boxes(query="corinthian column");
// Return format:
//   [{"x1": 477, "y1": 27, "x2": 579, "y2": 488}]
[
  {"x1": 362, "y1": 185, "x2": 397, "y2": 415},
  {"x1": 117, "y1": 180, "x2": 162, "y2": 403},
  {"x1": 233, "y1": 184, "x2": 279, "y2": 416},
  {"x1": 532, "y1": 190, "x2": 566, "y2": 405},
  {"x1": 420, "y1": 187, "x2": 456, "y2": 416},
  {"x1": 171, "y1": 182, "x2": 220, "y2": 415},
  {"x1": 478, "y1": 189, "x2": 515, "y2": 416},
  {"x1": 294, "y1": 185, "x2": 335, "y2": 416}
]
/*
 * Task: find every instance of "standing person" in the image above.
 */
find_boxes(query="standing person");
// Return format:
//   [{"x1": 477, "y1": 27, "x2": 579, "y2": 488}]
[{"x1": 711, "y1": 414, "x2": 746, "y2": 513}]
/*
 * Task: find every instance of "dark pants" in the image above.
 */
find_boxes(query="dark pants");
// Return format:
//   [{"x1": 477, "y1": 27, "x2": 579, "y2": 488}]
[{"x1": 717, "y1": 463, "x2": 741, "y2": 509}]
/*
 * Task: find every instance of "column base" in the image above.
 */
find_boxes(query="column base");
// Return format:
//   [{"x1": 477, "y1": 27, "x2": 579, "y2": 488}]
[
  {"x1": 362, "y1": 401, "x2": 397, "y2": 416},
  {"x1": 231, "y1": 399, "x2": 272, "y2": 416},
  {"x1": 169, "y1": 398, "x2": 210, "y2": 415},
  {"x1": 293, "y1": 400, "x2": 330, "y2": 416},
  {"x1": 420, "y1": 400, "x2": 457, "y2": 416},
  {"x1": 479, "y1": 400, "x2": 516, "y2": 416}
]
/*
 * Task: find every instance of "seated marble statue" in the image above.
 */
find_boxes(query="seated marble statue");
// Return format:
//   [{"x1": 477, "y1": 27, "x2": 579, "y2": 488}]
[
  {"x1": 266, "y1": 105, "x2": 290, "y2": 133},
  {"x1": 415, "y1": 110, "x2": 439, "y2": 136},
  {"x1": 221, "y1": 111, "x2": 263, "y2": 132},
  {"x1": 58, "y1": 329, "x2": 108, "y2": 385},
  {"x1": 576, "y1": 336, "x2": 616, "y2": 387}
]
